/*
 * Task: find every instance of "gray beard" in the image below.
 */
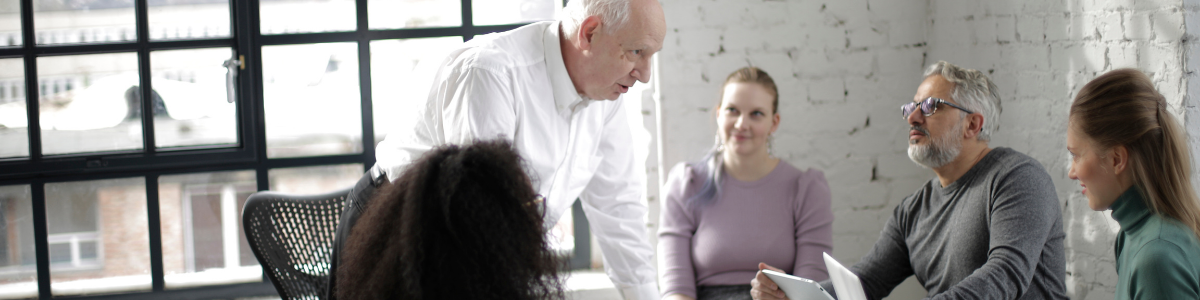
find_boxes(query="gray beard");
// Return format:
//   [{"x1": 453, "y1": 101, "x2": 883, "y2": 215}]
[{"x1": 908, "y1": 124, "x2": 963, "y2": 169}]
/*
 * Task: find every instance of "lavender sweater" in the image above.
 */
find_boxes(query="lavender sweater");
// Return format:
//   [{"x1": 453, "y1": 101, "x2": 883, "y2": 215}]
[{"x1": 658, "y1": 160, "x2": 834, "y2": 299}]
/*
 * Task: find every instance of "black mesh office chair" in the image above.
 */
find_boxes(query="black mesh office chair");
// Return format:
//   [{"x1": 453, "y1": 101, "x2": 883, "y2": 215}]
[{"x1": 242, "y1": 187, "x2": 351, "y2": 300}]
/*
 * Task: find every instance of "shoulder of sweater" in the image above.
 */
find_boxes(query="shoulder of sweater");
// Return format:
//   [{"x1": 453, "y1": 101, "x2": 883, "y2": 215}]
[
  {"x1": 986, "y1": 147, "x2": 1049, "y2": 175},
  {"x1": 1139, "y1": 216, "x2": 1200, "y2": 253},
  {"x1": 1126, "y1": 234, "x2": 1200, "y2": 274}
]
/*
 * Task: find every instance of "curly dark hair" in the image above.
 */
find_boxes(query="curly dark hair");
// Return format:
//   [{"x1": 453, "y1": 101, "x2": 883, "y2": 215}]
[{"x1": 336, "y1": 139, "x2": 565, "y2": 300}]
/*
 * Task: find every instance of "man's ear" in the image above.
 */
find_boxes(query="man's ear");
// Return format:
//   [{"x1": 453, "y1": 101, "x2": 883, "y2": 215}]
[
  {"x1": 963, "y1": 113, "x2": 985, "y2": 139},
  {"x1": 1110, "y1": 145, "x2": 1129, "y2": 175},
  {"x1": 577, "y1": 15, "x2": 602, "y2": 51}
]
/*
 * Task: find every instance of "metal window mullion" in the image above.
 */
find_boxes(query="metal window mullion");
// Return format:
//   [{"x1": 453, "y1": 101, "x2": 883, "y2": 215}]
[
  {"x1": 31, "y1": 181, "x2": 50, "y2": 299},
  {"x1": 20, "y1": 0, "x2": 40, "y2": 164},
  {"x1": 243, "y1": 0, "x2": 270, "y2": 193},
  {"x1": 145, "y1": 175, "x2": 165, "y2": 291},
  {"x1": 136, "y1": 0, "x2": 156, "y2": 156},
  {"x1": 461, "y1": 0, "x2": 473, "y2": 41},
  {"x1": 355, "y1": 0, "x2": 374, "y2": 171},
  {"x1": 231, "y1": 0, "x2": 261, "y2": 181}
]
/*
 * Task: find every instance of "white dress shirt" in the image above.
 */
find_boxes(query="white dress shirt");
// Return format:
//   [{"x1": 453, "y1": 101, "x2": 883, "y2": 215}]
[{"x1": 373, "y1": 21, "x2": 658, "y2": 300}]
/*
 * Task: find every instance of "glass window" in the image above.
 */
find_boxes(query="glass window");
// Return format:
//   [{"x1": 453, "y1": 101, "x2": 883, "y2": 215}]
[
  {"x1": 259, "y1": 0, "x2": 355, "y2": 35},
  {"x1": 38, "y1": 53, "x2": 144, "y2": 156},
  {"x1": 262, "y1": 43, "x2": 361, "y2": 158},
  {"x1": 0, "y1": 185, "x2": 37, "y2": 299},
  {"x1": 158, "y1": 171, "x2": 260, "y2": 290},
  {"x1": 44, "y1": 178, "x2": 150, "y2": 296},
  {"x1": 268, "y1": 164, "x2": 363, "y2": 194},
  {"x1": 472, "y1": 0, "x2": 556, "y2": 26},
  {"x1": 0, "y1": 58, "x2": 27, "y2": 159},
  {"x1": 148, "y1": 0, "x2": 231, "y2": 40},
  {"x1": 150, "y1": 48, "x2": 238, "y2": 149},
  {"x1": 367, "y1": 0, "x2": 460, "y2": 30},
  {"x1": 34, "y1": 0, "x2": 136, "y2": 45},
  {"x1": 369, "y1": 37, "x2": 461, "y2": 145},
  {"x1": 0, "y1": 0, "x2": 20, "y2": 47}
]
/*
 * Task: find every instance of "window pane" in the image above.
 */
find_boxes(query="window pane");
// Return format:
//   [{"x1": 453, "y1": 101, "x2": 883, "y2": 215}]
[
  {"x1": 262, "y1": 43, "x2": 361, "y2": 158},
  {"x1": 38, "y1": 53, "x2": 144, "y2": 156},
  {"x1": 45, "y1": 178, "x2": 151, "y2": 296},
  {"x1": 0, "y1": 58, "x2": 27, "y2": 159},
  {"x1": 0, "y1": 0, "x2": 20, "y2": 47},
  {"x1": 158, "y1": 171, "x2": 261, "y2": 290},
  {"x1": 34, "y1": 0, "x2": 135, "y2": 45},
  {"x1": 367, "y1": 0, "x2": 460, "y2": 30},
  {"x1": 151, "y1": 48, "x2": 238, "y2": 149},
  {"x1": 473, "y1": 0, "x2": 556, "y2": 26},
  {"x1": 369, "y1": 37, "x2": 461, "y2": 145},
  {"x1": 259, "y1": 0, "x2": 354, "y2": 35},
  {"x1": 0, "y1": 185, "x2": 37, "y2": 299},
  {"x1": 268, "y1": 164, "x2": 362, "y2": 194},
  {"x1": 149, "y1": 0, "x2": 231, "y2": 40}
]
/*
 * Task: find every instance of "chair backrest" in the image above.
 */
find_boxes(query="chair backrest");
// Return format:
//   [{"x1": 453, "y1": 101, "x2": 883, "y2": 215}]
[{"x1": 242, "y1": 187, "x2": 351, "y2": 300}]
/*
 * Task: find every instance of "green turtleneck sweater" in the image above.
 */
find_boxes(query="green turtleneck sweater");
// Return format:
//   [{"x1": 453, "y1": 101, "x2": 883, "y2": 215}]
[{"x1": 1112, "y1": 187, "x2": 1200, "y2": 300}]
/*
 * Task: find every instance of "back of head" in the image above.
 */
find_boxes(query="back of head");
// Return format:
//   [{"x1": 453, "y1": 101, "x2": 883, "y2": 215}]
[
  {"x1": 1070, "y1": 68, "x2": 1200, "y2": 239},
  {"x1": 336, "y1": 139, "x2": 563, "y2": 300}
]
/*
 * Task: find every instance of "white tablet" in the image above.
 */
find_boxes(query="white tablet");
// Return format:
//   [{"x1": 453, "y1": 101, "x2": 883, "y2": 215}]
[{"x1": 762, "y1": 269, "x2": 835, "y2": 300}]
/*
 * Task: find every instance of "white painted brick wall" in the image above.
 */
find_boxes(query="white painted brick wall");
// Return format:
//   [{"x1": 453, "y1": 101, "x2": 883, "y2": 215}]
[{"x1": 651, "y1": 0, "x2": 1198, "y2": 299}]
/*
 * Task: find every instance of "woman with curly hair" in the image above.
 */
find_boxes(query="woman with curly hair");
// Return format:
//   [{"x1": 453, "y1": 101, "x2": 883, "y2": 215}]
[{"x1": 336, "y1": 139, "x2": 564, "y2": 299}]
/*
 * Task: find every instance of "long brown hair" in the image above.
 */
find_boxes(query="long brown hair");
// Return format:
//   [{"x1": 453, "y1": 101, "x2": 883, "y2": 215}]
[
  {"x1": 336, "y1": 139, "x2": 564, "y2": 300},
  {"x1": 1070, "y1": 68, "x2": 1200, "y2": 240}
]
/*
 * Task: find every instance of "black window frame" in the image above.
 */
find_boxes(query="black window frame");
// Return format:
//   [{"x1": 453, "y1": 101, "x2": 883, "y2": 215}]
[{"x1": 0, "y1": 0, "x2": 587, "y2": 298}]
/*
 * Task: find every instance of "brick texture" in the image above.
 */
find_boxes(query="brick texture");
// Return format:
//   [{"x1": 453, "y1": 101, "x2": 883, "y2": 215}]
[{"x1": 651, "y1": 0, "x2": 1197, "y2": 299}]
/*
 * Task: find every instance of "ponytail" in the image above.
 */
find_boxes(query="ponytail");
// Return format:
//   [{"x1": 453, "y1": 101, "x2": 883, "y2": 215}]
[{"x1": 1071, "y1": 69, "x2": 1200, "y2": 240}]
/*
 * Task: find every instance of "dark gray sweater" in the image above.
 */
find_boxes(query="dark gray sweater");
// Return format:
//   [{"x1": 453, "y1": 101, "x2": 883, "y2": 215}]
[{"x1": 822, "y1": 147, "x2": 1067, "y2": 300}]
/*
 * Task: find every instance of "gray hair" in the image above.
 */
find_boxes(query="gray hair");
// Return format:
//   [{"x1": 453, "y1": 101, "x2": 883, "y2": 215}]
[
  {"x1": 560, "y1": 0, "x2": 631, "y2": 38},
  {"x1": 922, "y1": 61, "x2": 1002, "y2": 141}
]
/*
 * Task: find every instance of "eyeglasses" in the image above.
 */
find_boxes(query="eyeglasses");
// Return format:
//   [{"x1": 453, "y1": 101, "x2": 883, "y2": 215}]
[{"x1": 900, "y1": 97, "x2": 975, "y2": 119}]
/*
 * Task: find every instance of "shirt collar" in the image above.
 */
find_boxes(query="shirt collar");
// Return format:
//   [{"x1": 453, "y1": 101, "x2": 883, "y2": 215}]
[
  {"x1": 1111, "y1": 186, "x2": 1152, "y2": 229},
  {"x1": 543, "y1": 21, "x2": 588, "y2": 113}
]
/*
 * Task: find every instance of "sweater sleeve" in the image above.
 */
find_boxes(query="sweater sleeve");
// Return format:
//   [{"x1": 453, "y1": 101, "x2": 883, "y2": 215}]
[
  {"x1": 927, "y1": 162, "x2": 1061, "y2": 300},
  {"x1": 839, "y1": 196, "x2": 917, "y2": 300},
  {"x1": 657, "y1": 163, "x2": 698, "y2": 299},
  {"x1": 791, "y1": 169, "x2": 834, "y2": 282},
  {"x1": 1126, "y1": 239, "x2": 1200, "y2": 299}
]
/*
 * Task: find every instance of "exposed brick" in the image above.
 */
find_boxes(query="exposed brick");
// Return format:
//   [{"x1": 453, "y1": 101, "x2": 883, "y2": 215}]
[{"x1": 654, "y1": 2, "x2": 1197, "y2": 300}]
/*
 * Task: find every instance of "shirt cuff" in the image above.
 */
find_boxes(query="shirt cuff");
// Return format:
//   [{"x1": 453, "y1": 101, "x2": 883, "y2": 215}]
[{"x1": 617, "y1": 282, "x2": 659, "y2": 300}]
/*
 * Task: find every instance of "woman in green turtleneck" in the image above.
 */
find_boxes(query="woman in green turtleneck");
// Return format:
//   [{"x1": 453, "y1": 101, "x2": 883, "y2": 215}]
[{"x1": 1066, "y1": 69, "x2": 1200, "y2": 300}]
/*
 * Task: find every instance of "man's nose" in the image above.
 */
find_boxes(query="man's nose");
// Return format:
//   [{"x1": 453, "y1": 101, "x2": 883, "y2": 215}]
[
  {"x1": 906, "y1": 106, "x2": 924, "y2": 126},
  {"x1": 632, "y1": 58, "x2": 651, "y2": 83}
]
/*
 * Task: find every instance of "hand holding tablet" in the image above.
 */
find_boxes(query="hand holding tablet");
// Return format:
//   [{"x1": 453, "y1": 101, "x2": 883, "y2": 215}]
[{"x1": 760, "y1": 269, "x2": 835, "y2": 300}]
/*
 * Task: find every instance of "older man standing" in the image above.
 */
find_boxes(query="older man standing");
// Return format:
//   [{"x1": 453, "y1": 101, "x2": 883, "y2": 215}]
[
  {"x1": 327, "y1": 0, "x2": 666, "y2": 299},
  {"x1": 751, "y1": 61, "x2": 1067, "y2": 300}
]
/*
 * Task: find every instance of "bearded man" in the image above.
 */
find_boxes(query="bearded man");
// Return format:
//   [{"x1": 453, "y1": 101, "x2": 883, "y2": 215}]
[{"x1": 750, "y1": 61, "x2": 1069, "y2": 300}]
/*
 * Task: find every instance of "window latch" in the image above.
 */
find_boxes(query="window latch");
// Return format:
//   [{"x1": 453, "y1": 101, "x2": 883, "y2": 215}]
[{"x1": 223, "y1": 55, "x2": 243, "y2": 103}]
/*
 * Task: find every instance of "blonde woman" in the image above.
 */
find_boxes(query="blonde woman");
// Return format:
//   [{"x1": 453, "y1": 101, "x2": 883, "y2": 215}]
[
  {"x1": 1067, "y1": 69, "x2": 1200, "y2": 299},
  {"x1": 658, "y1": 67, "x2": 833, "y2": 300}
]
